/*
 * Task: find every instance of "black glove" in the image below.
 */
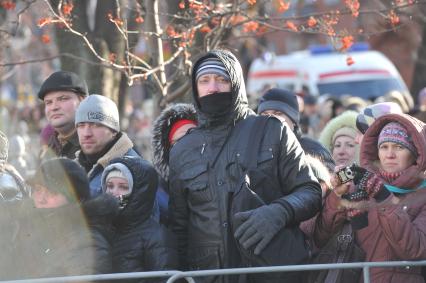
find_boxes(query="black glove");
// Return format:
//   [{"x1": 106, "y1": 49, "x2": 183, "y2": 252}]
[
  {"x1": 233, "y1": 203, "x2": 288, "y2": 255},
  {"x1": 342, "y1": 167, "x2": 389, "y2": 202},
  {"x1": 350, "y1": 164, "x2": 369, "y2": 186}
]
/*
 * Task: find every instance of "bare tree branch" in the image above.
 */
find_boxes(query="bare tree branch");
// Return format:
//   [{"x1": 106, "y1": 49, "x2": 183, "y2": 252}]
[
  {"x1": 4, "y1": 0, "x2": 37, "y2": 36},
  {"x1": 159, "y1": 80, "x2": 191, "y2": 107},
  {"x1": 3, "y1": 0, "x2": 424, "y2": 108},
  {"x1": 42, "y1": 0, "x2": 129, "y2": 71},
  {"x1": 0, "y1": 53, "x2": 119, "y2": 69},
  {"x1": 129, "y1": 47, "x2": 184, "y2": 83}
]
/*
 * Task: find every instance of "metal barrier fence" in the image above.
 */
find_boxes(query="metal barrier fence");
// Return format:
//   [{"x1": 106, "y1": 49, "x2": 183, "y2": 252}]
[{"x1": 2, "y1": 260, "x2": 426, "y2": 283}]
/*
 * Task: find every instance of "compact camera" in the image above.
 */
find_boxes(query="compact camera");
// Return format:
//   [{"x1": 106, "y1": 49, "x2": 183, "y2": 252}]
[
  {"x1": 336, "y1": 163, "x2": 356, "y2": 185},
  {"x1": 336, "y1": 163, "x2": 370, "y2": 201}
]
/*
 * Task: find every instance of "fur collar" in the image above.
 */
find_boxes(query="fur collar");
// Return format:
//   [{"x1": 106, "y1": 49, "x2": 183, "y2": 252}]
[{"x1": 76, "y1": 133, "x2": 134, "y2": 174}]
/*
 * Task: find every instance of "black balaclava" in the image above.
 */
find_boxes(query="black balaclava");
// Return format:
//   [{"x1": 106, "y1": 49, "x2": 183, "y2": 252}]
[
  {"x1": 196, "y1": 57, "x2": 233, "y2": 118},
  {"x1": 198, "y1": 91, "x2": 233, "y2": 116}
]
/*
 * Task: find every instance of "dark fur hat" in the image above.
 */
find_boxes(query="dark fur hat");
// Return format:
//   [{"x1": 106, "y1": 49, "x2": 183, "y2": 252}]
[{"x1": 151, "y1": 103, "x2": 197, "y2": 181}]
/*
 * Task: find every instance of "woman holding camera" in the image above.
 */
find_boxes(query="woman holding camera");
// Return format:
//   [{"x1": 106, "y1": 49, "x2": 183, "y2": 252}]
[{"x1": 315, "y1": 113, "x2": 426, "y2": 283}]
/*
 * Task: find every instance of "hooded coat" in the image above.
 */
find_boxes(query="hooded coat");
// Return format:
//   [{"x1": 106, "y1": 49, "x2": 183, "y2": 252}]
[
  {"x1": 168, "y1": 50, "x2": 322, "y2": 282},
  {"x1": 14, "y1": 194, "x2": 118, "y2": 280},
  {"x1": 151, "y1": 103, "x2": 197, "y2": 183},
  {"x1": 151, "y1": 103, "x2": 198, "y2": 225},
  {"x1": 315, "y1": 113, "x2": 426, "y2": 283},
  {"x1": 102, "y1": 156, "x2": 178, "y2": 281}
]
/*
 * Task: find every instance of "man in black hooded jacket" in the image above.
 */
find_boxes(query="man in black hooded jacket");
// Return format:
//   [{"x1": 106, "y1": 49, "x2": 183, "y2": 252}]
[{"x1": 168, "y1": 49, "x2": 322, "y2": 283}]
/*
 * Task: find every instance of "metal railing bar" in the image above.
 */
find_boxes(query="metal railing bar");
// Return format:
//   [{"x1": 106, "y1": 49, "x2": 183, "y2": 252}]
[
  {"x1": 165, "y1": 260, "x2": 426, "y2": 283},
  {"x1": 166, "y1": 274, "x2": 196, "y2": 283},
  {"x1": 0, "y1": 270, "x2": 181, "y2": 283},
  {"x1": 363, "y1": 266, "x2": 370, "y2": 283},
  {"x1": 2, "y1": 260, "x2": 426, "y2": 283}
]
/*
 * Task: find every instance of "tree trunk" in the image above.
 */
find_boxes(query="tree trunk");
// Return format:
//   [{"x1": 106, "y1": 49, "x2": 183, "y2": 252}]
[
  {"x1": 52, "y1": 0, "x2": 125, "y2": 104},
  {"x1": 144, "y1": 0, "x2": 166, "y2": 117},
  {"x1": 51, "y1": 0, "x2": 89, "y2": 75}
]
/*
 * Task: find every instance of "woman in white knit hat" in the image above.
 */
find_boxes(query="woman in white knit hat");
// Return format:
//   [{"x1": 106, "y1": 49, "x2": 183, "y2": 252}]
[{"x1": 319, "y1": 111, "x2": 359, "y2": 167}]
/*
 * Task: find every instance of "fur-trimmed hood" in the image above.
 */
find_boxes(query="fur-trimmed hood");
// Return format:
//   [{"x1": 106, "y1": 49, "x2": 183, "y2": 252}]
[
  {"x1": 361, "y1": 113, "x2": 426, "y2": 189},
  {"x1": 319, "y1": 110, "x2": 360, "y2": 164},
  {"x1": 151, "y1": 103, "x2": 197, "y2": 181}
]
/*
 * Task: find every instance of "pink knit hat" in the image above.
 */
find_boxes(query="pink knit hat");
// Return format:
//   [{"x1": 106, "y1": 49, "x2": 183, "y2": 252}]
[{"x1": 378, "y1": 122, "x2": 417, "y2": 156}]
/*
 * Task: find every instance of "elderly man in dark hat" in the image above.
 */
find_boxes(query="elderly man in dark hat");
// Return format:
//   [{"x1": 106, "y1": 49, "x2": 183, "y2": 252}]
[{"x1": 38, "y1": 71, "x2": 88, "y2": 160}]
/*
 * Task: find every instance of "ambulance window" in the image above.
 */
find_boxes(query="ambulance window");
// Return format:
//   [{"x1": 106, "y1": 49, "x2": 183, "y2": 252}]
[{"x1": 317, "y1": 78, "x2": 405, "y2": 100}]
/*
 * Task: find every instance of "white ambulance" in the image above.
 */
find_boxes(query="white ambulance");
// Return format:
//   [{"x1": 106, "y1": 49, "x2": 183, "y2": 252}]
[{"x1": 247, "y1": 43, "x2": 408, "y2": 101}]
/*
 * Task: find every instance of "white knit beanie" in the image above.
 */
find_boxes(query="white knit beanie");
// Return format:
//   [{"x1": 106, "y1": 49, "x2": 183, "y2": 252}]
[{"x1": 106, "y1": 170, "x2": 126, "y2": 182}]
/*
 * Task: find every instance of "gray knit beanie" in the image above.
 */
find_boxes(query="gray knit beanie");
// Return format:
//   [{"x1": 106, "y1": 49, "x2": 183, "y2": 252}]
[{"x1": 75, "y1": 94, "x2": 120, "y2": 132}]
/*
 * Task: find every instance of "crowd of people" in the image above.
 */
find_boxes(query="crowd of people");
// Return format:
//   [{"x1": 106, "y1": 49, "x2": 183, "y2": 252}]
[{"x1": 0, "y1": 49, "x2": 426, "y2": 283}]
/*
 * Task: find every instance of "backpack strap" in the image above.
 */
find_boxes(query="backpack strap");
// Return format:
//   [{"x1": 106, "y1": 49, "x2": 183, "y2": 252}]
[
  {"x1": 241, "y1": 116, "x2": 270, "y2": 170},
  {"x1": 324, "y1": 223, "x2": 354, "y2": 283}
]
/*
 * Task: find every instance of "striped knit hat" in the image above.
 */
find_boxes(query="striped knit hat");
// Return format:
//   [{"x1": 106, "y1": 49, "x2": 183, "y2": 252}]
[
  {"x1": 195, "y1": 58, "x2": 230, "y2": 81},
  {"x1": 356, "y1": 102, "x2": 402, "y2": 134},
  {"x1": 378, "y1": 122, "x2": 417, "y2": 157}
]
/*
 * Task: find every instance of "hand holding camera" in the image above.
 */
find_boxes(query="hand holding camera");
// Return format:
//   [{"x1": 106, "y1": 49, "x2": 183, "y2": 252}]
[
  {"x1": 335, "y1": 163, "x2": 357, "y2": 185},
  {"x1": 330, "y1": 165, "x2": 351, "y2": 197},
  {"x1": 335, "y1": 164, "x2": 387, "y2": 201},
  {"x1": 334, "y1": 163, "x2": 367, "y2": 185}
]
